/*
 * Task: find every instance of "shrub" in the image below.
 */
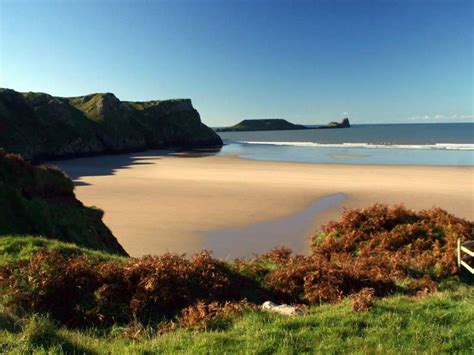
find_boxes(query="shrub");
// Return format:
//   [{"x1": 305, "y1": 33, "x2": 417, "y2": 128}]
[
  {"x1": 1, "y1": 204, "x2": 471, "y2": 328},
  {"x1": 0, "y1": 250, "x2": 268, "y2": 327},
  {"x1": 262, "y1": 253, "x2": 395, "y2": 304},
  {"x1": 312, "y1": 204, "x2": 473, "y2": 279},
  {"x1": 177, "y1": 300, "x2": 253, "y2": 331},
  {"x1": 351, "y1": 288, "x2": 375, "y2": 312},
  {"x1": 235, "y1": 205, "x2": 471, "y2": 305}
]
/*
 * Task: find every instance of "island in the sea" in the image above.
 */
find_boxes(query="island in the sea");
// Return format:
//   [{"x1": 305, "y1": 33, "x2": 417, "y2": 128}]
[{"x1": 215, "y1": 117, "x2": 350, "y2": 132}]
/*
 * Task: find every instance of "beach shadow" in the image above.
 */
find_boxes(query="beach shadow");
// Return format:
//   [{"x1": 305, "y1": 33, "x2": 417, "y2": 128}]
[
  {"x1": 54, "y1": 147, "x2": 222, "y2": 186},
  {"x1": 168, "y1": 146, "x2": 226, "y2": 158},
  {"x1": 55, "y1": 153, "x2": 160, "y2": 185}
]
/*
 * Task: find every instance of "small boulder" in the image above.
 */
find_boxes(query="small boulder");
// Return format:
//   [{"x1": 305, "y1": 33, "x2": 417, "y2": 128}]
[{"x1": 261, "y1": 301, "x2": 305, "y2": 316}]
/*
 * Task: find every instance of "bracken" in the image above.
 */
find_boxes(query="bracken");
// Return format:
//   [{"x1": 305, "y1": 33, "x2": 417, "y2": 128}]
[{"x1": 1, "y1": 204, "x2": 471, "y2": 327}]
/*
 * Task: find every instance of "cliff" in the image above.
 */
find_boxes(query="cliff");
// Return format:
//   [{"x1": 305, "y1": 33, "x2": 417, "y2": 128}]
[
  {"x1": 0, "y1": 89, "x2": 222, "y2": 161},
  {"x1": 0, "y1": 150, "x2": 128, "y2": 255},
  {"x1": 216, "y1": 119, "x2": 308, "y2": 132}
]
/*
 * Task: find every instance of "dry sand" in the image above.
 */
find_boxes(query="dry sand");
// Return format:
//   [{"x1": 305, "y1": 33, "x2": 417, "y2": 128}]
[{"x1": 58, "y1": 152, "x2": 474, "y2": 257}]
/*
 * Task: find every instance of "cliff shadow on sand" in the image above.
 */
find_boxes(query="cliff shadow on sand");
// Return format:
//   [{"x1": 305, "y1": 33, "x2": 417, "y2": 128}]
[{"x1": 56, "y1": 147, "x2": 223, "y2": 186}]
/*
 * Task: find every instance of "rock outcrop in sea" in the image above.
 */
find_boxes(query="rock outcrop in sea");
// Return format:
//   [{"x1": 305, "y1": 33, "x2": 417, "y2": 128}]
[
  {"x1": 324, "y1": 117, "x2": 351, "y2": 128},
  {"x1": 0, "y1": 88, "x2": 222, "y2": 161}
]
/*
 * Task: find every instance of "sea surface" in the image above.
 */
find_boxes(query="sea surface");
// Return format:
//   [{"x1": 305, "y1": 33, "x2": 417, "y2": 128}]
[{"x1": 217, "y1": 123, "x2": 474, "y2": 166}]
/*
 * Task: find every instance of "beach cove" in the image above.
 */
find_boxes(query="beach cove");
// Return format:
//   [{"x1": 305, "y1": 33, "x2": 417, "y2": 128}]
[{"x1": 57, "y1": 151, "x2": 474, "y2": 258}]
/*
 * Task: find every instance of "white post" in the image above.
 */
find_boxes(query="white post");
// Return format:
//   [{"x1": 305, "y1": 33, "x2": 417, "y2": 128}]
[{"x1": 457, "y1": 238, "x2": 461, "y2": 268}]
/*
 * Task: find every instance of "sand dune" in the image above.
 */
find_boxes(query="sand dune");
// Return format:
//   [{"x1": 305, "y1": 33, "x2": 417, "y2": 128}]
[{"x1": 57, "y1": 152, "x2": 474, "y2": 257}]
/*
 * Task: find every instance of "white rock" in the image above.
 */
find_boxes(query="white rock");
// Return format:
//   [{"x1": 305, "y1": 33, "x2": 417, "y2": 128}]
[{"x1": 261, "y1": 301, "x2": 304, "y2": 316}]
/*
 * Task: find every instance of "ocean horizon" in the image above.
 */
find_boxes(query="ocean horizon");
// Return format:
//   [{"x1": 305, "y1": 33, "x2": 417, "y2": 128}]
[{"x1": 217, "y1": 122, "x2": 474, "y2": 166}]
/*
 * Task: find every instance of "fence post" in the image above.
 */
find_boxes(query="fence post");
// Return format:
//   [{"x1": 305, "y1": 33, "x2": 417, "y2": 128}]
[{"x1": 457, "y1": 238, "x2": 461, "y2": 268}]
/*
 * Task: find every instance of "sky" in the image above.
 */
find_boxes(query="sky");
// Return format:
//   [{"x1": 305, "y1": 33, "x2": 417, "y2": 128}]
[{"x1": 0, "y1": 0, "x2": 472, "y2": 126}]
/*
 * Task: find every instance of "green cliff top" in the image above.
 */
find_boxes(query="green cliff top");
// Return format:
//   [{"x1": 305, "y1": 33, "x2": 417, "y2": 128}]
[{"x1": 216, "y1": 118, "x2": 308, "y2": 132}]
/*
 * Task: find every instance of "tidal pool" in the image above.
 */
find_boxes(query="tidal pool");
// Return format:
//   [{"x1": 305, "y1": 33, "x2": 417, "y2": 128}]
[{"x1": 203, "y1": 193, "x2": 346, "y2": 259}]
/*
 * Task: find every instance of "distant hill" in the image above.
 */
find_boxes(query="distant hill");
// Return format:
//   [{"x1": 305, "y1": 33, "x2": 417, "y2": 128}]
[
  {"x1": 216, "y1": 118, "x2": 350, "y2": 132},
  {"x1": 0, "y1": 88, "x2": 222, "y2": 162},
  {"x1": 216, "y1": 119, "x2": 308, "y2": 132}
]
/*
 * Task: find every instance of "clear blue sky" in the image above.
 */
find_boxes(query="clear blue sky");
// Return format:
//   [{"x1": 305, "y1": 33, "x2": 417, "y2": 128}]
[{"x1": 1, "y1": 0, "x2": 472, "y2": 126}]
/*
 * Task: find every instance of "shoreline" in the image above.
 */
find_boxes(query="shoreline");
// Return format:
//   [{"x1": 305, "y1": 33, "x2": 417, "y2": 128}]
[
  {"x1": 221, "y1": 150, "x2": 474, "y2": 168},
  {"x1": 56, "y1": 152, "x2": 474, "y2": 257}
]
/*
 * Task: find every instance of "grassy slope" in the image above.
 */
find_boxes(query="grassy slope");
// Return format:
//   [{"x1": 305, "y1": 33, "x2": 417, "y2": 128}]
[
  {"x1": 0, "y1": 236, "x2": 123, "y2": 265},
  {"x1": 0, "y1": 283, "x2": 472, "y2": 354},
  {"x1": 0, "y1": 151, "x2": 127, "y2": 255},
  {"x1": 0, "y1": 236, "x2": 472, "y2": 354}
]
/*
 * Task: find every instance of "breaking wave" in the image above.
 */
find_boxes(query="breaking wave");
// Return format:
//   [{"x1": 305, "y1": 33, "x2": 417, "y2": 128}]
[{"x1": 235, "y1": 141, "x2": 474, "y2": 150}]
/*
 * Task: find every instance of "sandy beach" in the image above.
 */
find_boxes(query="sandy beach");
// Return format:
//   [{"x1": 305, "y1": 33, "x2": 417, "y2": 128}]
[{"x1": 57, "y1": 152, "x2": 474, "y2": 258}]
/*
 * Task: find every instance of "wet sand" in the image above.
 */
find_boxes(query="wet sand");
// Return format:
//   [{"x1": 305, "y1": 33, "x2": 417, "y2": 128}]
[
  {"x1": 205, "y1": 193, "x2": 346, "y2": 259},
  {"x1": 57, "y1": 152, "x2": 474, "y2": 257}
]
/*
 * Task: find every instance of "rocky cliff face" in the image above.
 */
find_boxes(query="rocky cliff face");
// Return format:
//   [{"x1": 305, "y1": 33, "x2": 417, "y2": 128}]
[
  {"x1": 325, "y1": 118, "x2": 351, "y2": 128},
  {"x1": 0, "y1": 89, "x2": 222, "y2": 161},
  {"x1": 0, "y1": 150, "x2": 128, "y2": 255}
]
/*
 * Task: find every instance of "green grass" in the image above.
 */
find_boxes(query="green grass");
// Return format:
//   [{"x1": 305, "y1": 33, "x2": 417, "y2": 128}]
[
  {"x1": 0, "y1": 235, "x2": 124, "y2": 265},
  {"x1": 1, "y1": 283, "x2": 472, "y2": 354},
  {"x1": 67, "y1": 93, "x2": 110, "y2": 122}
]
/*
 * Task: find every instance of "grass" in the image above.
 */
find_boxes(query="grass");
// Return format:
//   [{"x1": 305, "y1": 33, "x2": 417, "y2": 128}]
[
  {"x1": 0, "y1": 283, "x2": 472, "y2": 354},
  {"x1": 0, "y1": 235, "x2": 124, "y2": 265},
  {"x1": 0, "y1": 201, "x2": 472, "y2": 353},
  {"x1": 68, "y1": 93, "x2": 123, "y2": 122}
]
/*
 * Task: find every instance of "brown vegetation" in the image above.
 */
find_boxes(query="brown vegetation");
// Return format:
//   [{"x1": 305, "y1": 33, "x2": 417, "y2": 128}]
[
  {"x1": 313, "y1": 204, "x2": 472, "y2": 278},
  {"x1": 234, "y1": 204, "x2": 472, "y2": 304},
  {"x1": 0, "y1": 204, "x2": 471, "y2": 327},
  {"x1": 0, "y1": 250, "x2": 268, "y2": 327},
  {"x1": 351, "y1": 288, "x2": 376, "y2": 312},
  {"x1": 177, "y1": 300, "x2": 254, "y2": 331}
]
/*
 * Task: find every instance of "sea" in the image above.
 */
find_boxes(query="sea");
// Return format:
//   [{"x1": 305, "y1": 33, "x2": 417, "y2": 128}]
[{"x1": 216, "y1": 123, "x2": 474, "y2": 166}]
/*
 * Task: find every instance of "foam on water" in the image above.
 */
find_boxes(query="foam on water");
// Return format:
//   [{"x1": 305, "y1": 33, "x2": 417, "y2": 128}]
[
  {"x1": 236, "y1": 141, "x2": 474, "y2": 150},
  {"x1": 218, "y1": 123, "x2": 474, "y2": 165}
]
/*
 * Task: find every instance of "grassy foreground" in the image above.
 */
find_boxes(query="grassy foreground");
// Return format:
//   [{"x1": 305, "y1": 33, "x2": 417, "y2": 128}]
[
  {"x1": 1, "y1": 283, "x2": 472, "y2": 354},
  {"x1": 1, "y1": 201, "x2": 472, "y2": 354}
]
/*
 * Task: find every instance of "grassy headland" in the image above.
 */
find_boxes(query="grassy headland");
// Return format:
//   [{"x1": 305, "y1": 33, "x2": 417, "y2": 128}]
[
  {"x1": 0, "y1": 88, "x2": 222, "y2": 162},
  {"x1": 215, "y1": 117, "x2": 350, "y2": 131},
  {"x1": 216, "y1": 118, "x2": 309, "y2": 132}
]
